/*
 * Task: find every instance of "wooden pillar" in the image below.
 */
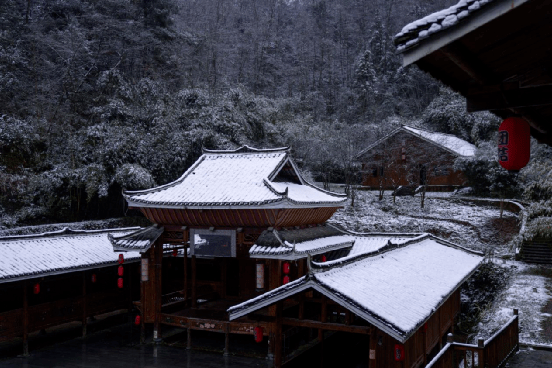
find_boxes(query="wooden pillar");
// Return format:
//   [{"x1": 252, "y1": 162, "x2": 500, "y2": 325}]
[
  {"x1": 183, "y1": 246, "x2": 188, "y2": 302},
  {"x1": 318, "y1": 295, "x2": 327, "y2": 341},
  {"x1": 191, "y1": 255, "x2": 197, "y2": 309},
  {"x1": 369, "y1": 326, "x2": 378, "y2": 368},
  {"x1": 274, "y1": 301, "x2": 283, "y2": 368},
  {"x1": 82, "y1": 271, "x2": 87, "y2": 337},
  {"x1": 223, "y1": 323, "x2": 230, "y2": 356},
  {"x1": 22, "y1": 281, "x2": 29, "y2": 357},
  {"x1": 187, "y1": 326, "x2": 192, "y2": 350},
  {"x1": 221, "y1": 258, "x2": 227, "y2": 299},
  {"x1": 153, "y1": 241, "x2": 163, "y2": 342},
  {"x1": 140, "y1": 254, "x2": 147, "y2": 344}
]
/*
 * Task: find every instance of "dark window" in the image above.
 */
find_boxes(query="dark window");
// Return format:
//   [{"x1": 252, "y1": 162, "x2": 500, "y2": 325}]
[
  {"x1": 371, "y1": 168, "x2": 378, "y2": 177},
  {"x1": 191, "y1": 229, "x2": 236, "y2": 258}
]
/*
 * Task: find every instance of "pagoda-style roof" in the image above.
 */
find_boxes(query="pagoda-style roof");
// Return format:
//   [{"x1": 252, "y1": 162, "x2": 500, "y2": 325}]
[
  {"x1": 108, "y1": 225, "x2": 164, "y2": 253},
  {"x1": 230, "y1": 235, "x2": 483, "y2": 343},
  {"x1": 0, "y1": 228, "x2": 141, "y2": 284},
  {"x1": 249, "y1": 224, "x2": 423, "y2": 260},
  {"x1": 124, "y1": 146, "x2": 346, "y2": 210}
]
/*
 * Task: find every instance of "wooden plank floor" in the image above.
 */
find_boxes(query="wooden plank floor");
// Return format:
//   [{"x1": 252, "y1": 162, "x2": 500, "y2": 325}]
[{"x1": 0, "y1": 323, "x2": 271, "y2": 368}]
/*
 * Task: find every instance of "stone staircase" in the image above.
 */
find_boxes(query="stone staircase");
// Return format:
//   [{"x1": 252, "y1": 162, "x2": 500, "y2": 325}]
[{"x1": 521, "y1": 240, "x2": 552, "y2": 264}]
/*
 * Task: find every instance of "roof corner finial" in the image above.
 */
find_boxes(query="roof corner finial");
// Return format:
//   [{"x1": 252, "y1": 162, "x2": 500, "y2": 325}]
[
  {"x1": 307, "y1": 254, "x2": 313, "y2": 276},
  {"x1": 293, "y1": 241, "x2": 296, "y2": 253}
]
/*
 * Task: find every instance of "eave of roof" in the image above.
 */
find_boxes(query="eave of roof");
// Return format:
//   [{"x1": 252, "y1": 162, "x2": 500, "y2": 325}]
[
  {"x1": 395, "y1": 0, "x2": 530, "y2": 66},
  {"x1": 109, "y1": 225, "x2": 164, "y2": 253}
]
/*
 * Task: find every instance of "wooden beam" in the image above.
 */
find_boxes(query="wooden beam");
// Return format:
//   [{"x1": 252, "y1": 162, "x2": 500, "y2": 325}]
[
  {"x1": 441, "y1": 43, "x2": 494, "y2": 85},
  {"x1": 467, "y1": 84, "x2": 552, "y2": 112},
  {"x1": 282, "y1": 318, "x2": 371, "y2": 334}
]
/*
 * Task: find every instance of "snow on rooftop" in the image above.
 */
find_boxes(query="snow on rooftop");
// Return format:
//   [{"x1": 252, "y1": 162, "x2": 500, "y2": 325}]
[
  {"x1": 125, "y1": 147, "x2": 345, "y2": 209},
  {"x1": 0, "y1": 229, "x2": 141, "y2": 283},
  {"x1": 403, "y1": 126, "x2": 476, "y2": 156},
  {"x1": 314, "y1": 238, "x2": 482, "y2": 335},
  {"x1": 231, "y1": 236, "x2": 483, "y2": 341},
  {"x1": 395, "y1": 0, "x2": 496, "y2": 52}
]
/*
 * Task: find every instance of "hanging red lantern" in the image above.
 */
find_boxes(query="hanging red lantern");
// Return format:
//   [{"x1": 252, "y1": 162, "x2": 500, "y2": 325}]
[
  {"x1": 423, "y1": 322, "x2": 428, "y2": 332},
  {"x1": 91, "y1": 274, "x2": 97, "y2": 283},
  {"x1": 283, "y1": 275, "x2": 290, "y2": 285},
  {"x1": 283, "y1": 262, "x2": 290, "y2": 275},
  {"x1": 498, "y1": 117, "x2": 530, "y2": 172},
  {"x1": 135, "y1": 315, "x2": 141, "y2": 326},
  {"x1": 253, "y1": 326, "x2": 263, "y2": 343},
  {"x1": 118, "y1": 254, "x2": 124, "y2": 264},
  {"x1": 117, "y1": 277, "x2": 124, "y2": 289},
  {"x1": 33, "y1": 283, "x2": 40, "y2": 295},
  {"x1": 321, "y1": 255, "x2": 327, "y2": 262},
  {"x1": 394, "y1": 344, "x2": 405, "y2": 361},
  {"x1": 172, "y1": 249, "x2": 178, "y2": 257},
  {"x1": 118, "y1": 266, "x2": 124, "y2": 277}
]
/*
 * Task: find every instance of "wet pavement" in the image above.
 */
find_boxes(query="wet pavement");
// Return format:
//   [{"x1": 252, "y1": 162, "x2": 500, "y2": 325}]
[
  {"x1": 0, "y1": 323, "x2": 271, "y2": 368},
  {"x1": 505, "y1": 348, "x2": 552, "y2": 368}
]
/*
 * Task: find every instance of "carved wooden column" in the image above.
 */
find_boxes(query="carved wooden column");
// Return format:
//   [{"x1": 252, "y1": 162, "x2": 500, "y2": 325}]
[
  {"x1": 153, "y1": 240, "x2": 163, "y2": 342},
  {"x1": 191, "y1": 255, "x2": 197, "y2": 309}
]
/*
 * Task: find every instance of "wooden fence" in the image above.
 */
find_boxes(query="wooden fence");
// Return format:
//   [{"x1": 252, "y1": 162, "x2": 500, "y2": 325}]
[{"x1": 426, "y1": 309, "x2": 519, "y2": 368}]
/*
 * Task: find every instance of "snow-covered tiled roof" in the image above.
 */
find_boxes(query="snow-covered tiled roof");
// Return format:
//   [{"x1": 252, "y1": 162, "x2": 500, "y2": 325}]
[
  {"x1": 403, "y1": 126, "x2": 476, "y2": 156},
  {"x1": 109, "y1": 225, "x2": 164, "y2": 253},
  {"x1": 250, "y1": 225, "x2": 424, "y2": 261},
  {"x1": 394, "y1": 0, "x2": 496, "y2": 52},
  {"x1": 230, "y1": 235, "x2": 483, "y2": 343},
  {"x1": 356, "y1": 125, "x2": 475, "y2": 159},
  {"x1": 125, "y1": 146, "x2": 346, "y2": 209},
  {"x1": 0, "y1": 228, "x2": 141, "y2": 283}
]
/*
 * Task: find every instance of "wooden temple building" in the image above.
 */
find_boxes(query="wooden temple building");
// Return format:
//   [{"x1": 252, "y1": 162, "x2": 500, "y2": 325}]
[
  {"x1": 0, "y1": 227, "x2": 142, "y2": 355},
  {"x1": 109, "y1": 146, "x2": 484, "y2": 367}
]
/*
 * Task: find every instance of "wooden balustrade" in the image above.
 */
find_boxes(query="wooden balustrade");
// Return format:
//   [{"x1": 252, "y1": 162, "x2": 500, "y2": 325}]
[{"x1": 426, "y1": 309, "x2": 519, "y2": 368}]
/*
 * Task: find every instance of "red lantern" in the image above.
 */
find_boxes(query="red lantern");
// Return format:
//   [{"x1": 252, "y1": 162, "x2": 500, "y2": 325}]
[
  {"x1": 498, "y1": 117, "x2": 530, "y2": 172},
  {"x1": 135, "y1": 315, "x2": 141, "y2": 326},
  {"x1": 118, "y1": 266, "x2": 124, "y2": 277},
  {"x1": 253, "y1": 326, "x2": 263, "y2": 343},
  {"x1": 283, "y1": 275, "x2": 290, "y2": 285},
  {"x1": 172, "y1": 249, "x2": 178, "y2": 257},
  {"x1": 321, "y1": 255, "x2": 327, "y2": 262},
  {"x1": 394, "y1": 344, "x2": 405, "y2": 361},
  {"x1": 283, "y1": 262, "x2": 290, "y2": 275},
  {"x1": 91, "y1": 274, "x2": 97, "y2": 283},
  {"x1": 117, "y1": 277, "x2": 124, "y2": 289},
  {"x1": 118, "y1": 254, "x2": 124, "y2": 264},
  {"x1": 33, "y1": 283, "x2": 40, "y2": 294}
]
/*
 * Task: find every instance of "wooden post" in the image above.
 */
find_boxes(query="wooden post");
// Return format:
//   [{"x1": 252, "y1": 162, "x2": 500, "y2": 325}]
[
  {"x1": 318, "y1": 295, "x2": 327, "y2": 342},
  {"x1": 223, "y1": 323, "x2": 230, "y2": 356},
  {"x1": 140, "y1": 254, "x2": 147, "y2": 344},
  {"x1": 187, "y1": 326, "x2": 192, "y2": 350},
  {"x1": 478, "y1": 338, "x2": 485, "y2": 368},
  {"x1": 191, "y1": 255, "x2": 197, "y2": 309},
  {"x1": 221, "y1": 258, "x2": 227, "y2": 299},
  {"x1": 274, "y1": 301, "x2": 283, "y2": 368},
  {"x1": 184, "y1": 246, "x2": 188, "y2": 302},
  {"x1": 514, "y1": 308, "x2": 519, "y2": 352},
  {"x1": 22, "y1": 281, "x2": 29, "y2": 357},
  {"x1": 82, "y1": 271, "x2": 87, "y2": 337},
  {"x1": 369, "y1": 326, "x2": 378, "y2": 368},
  {"x1": 153, "y1": 241, "x2": 163, "y2": 342}
]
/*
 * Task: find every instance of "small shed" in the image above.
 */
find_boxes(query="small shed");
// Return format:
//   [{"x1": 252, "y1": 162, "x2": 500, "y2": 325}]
[{"x1": 357, "y1": 125, "x2": 475, "y2": 190}]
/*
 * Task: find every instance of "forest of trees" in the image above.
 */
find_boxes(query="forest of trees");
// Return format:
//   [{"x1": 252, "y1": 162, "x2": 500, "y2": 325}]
[{"x1": 1, "y1": 0, "x2": 551, "y2": 228}]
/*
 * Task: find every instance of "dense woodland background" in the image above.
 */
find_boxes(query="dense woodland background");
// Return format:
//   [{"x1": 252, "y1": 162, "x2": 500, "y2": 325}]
[{"x1": 1, "y1": 0, "x2": 552, "y2": 230}]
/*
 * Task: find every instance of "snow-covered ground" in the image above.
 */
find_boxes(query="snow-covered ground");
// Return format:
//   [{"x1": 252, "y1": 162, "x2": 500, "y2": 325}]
[
  {"x1": 331, "y1": 191, "x2": 552, "y2": 346},
  {"x1": 331, "y1": 191, "x2": 519, "y2": 256},
  {"x1": 477, "y1": 261, "x2": 552, "y2": 346}
]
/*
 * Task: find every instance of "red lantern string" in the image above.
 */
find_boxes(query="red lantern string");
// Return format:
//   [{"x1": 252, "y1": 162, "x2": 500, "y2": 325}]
[
  {"x1": 33, "y1": 283, "x2": 40, "y2": 294},
  {"x1": 117, "y1": 278, "x2": 124, "y2": 289},
  {"x1": 135, "y1": 315, "x2": 141, "y2": 326},
  {"x1": 118, "y1": 266, "x2": 124, "y2": 277},
  {"x1": 283, "y1": 275, "x2": 290, "y2": 285},
  {"x1": 283, "y1": 262, "x2": 290, "y2": 275},
  {"x1": 118, "y1": 254, "x2": 124, "y2": 264}
]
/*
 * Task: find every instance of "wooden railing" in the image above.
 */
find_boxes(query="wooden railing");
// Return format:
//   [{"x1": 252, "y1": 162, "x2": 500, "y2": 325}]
[{"x1": 426, "y1": 309, "x2": 519, "y2": 368}]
